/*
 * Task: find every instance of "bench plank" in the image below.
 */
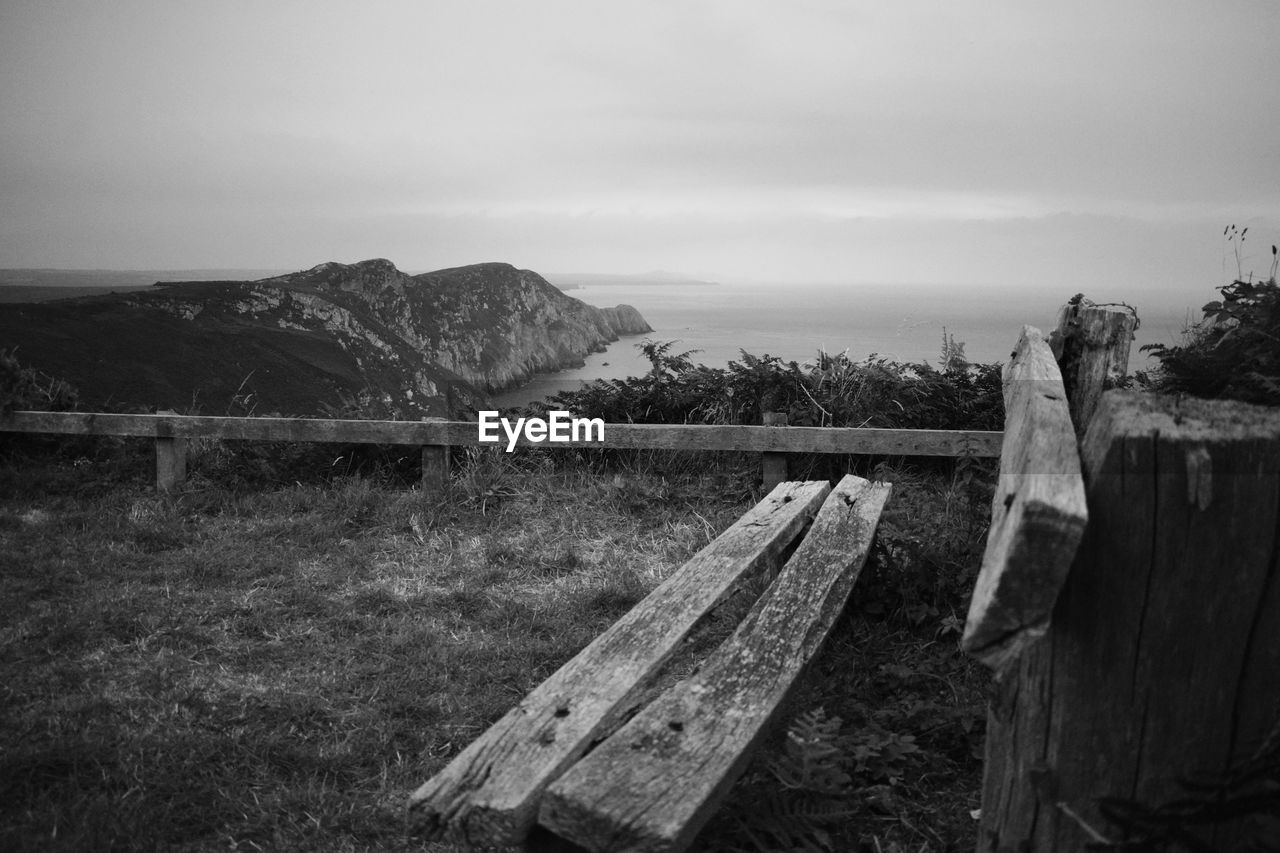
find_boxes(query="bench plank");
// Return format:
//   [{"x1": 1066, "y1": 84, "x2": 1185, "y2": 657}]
[
  {"x1": 961, "y1": 326, "x2": 1087, "y2": 670},
  {"x1": 538, "y1": 475, "x2": 891, "y2": 853},
  {"x1": 406, "y1": 480, "x2": 831, "y2": 847}
]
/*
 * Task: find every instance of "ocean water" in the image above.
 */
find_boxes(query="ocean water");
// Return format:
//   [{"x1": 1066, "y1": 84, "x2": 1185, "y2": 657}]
[{"x1": 493, "y1": 281, "x2": 1203, "y2": 409}]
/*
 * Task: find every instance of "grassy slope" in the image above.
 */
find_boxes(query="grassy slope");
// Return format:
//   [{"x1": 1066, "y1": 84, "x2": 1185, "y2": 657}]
[
  {"x1": 0, "y1": 293, "x2": 372, "y2": 416},
  {"x1": 0, "y1": 447, "x2": 988, "y2": 852}
]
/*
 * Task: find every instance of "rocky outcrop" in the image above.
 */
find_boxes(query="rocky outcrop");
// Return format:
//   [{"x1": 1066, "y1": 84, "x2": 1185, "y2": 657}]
[
  {"x1": 400, "y1": 262, "x2": 651, "y2": 390},
  {"x1": 0, "y1": 259, "x2": 651, "y2": 417},
  {"x1": 252, "y1": 259, "x2": 651, "y2": 393}
]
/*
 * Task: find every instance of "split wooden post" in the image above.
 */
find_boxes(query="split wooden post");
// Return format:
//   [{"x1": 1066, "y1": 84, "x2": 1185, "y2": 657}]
[
  {"x1": 961, "y1": 326, "x2": 1087, "y2": 670},
  {"x1": 540, "y1": 475, "x2": 891, "y2": 853},
  {"x1": 420, "y1": 416, "x2": 449, "y2": 491},
  {"x1": 978, "y1": 392, "x2": 1280, "y2": 852},
  {"x1": 154, "y1": 409, "x2": 187, "y2": 492},
  {"x1": 407, "y1": 481, "x2": 830, "y2": 848},
  {"x1": 761, "y1": 412, "x2": 788, "y2": 492},
  {"x1": 1049, "y1": 299, "x2": 1137, "y2": 433}
]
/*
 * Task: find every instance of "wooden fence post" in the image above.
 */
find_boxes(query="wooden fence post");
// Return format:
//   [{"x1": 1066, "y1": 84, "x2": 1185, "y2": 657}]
[
  {"x1": 421, "y1": 416, "x2": 449, "y2": 492},
  {"x1": 1049, "y1": 299, "x2": 1138, "y2": 433},
  {"x1": 154, "y1": 409, "x2": 187, "y2": 492},
  {"x1": 977, "y1": 392, "x2": 1280, "y2": 852},
  {"x1": 761, "y1": 412, "x2": 788, "y2": 492},
  {"x1": 961, "y1": 327, "x2": 1086, "y2": 670}
]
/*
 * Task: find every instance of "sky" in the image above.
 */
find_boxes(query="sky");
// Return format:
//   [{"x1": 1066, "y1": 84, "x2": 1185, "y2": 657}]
[{"x1": 1, "y1": 0, "x2": 1278, "y2": 297}]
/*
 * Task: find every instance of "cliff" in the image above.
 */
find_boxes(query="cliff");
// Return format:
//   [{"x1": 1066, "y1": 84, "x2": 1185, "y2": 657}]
[
  {"x1": 402, "y1": 263, "x2": 652, "y2": 390},
  {"x1": 0, "y1": 260, "x2": 651, "y2": 417}
]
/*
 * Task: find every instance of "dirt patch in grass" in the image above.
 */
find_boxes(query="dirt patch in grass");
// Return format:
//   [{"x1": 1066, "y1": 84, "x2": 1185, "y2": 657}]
[{"x1": 0, "y1": 454, "x2": 990, "y2": 851}]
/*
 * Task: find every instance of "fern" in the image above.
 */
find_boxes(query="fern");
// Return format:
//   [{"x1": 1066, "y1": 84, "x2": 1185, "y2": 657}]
[
  {"x1": 768, "y1": 708, "x2": 853, "y2": 794},
  {"x1": 1140, "y1": 267, "x2": 1280, "y2": 405},
  {"x1": 547, "y1": 339, "x2": 1003, "y2": 437},
  {"x1": 714, "y1": 789, "x2": 861, "y2": 853}
]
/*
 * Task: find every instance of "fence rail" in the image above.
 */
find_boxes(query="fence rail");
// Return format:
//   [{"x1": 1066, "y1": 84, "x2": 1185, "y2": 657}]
[{"x1": 0, "y1": 410, "x2": 1002, "y2": 491}]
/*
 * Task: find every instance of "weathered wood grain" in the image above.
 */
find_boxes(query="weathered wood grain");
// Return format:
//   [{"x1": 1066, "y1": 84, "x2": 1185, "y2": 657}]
[
  {"x1": 979, "y1": 391, "x2": 1280, "y2": 852},
  {"x1": 406, "y1": 481, "x2": 831, "y2": 848},
  {"x1": 154, "y1": 409, "x2": 187, "y2": 492},
  {"x1": 761, "y1": 412, "x2": 789, "y2": 492},
  {"x1": 420, "y1": 444, "x2": 448, "y2": 490},
  {"x1": 420, "y1": 417, "x2": 450, "y2": 491},
  {"x1": 538, "y1": 475, "x2": 891, "y2": 853},
  {"x1": 0, "y1": 411, "x2": 467, "y2": 443},
  {"x1": 1049, "y1": 301, "x2": 1137, "y2": 432},
  {"x1": 961, "y1": 326, "x2": 1087, "y2": 670},
  {"x1": 0, "y1": 411, "x2": 1002, "y2": 457}
]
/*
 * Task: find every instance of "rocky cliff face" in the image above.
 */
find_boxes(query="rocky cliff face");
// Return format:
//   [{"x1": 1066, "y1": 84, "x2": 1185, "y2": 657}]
[
  {"x1": 400, "y1": 262, "x2": 652, "y2": 390},
  {"x1": 0, "y1": 259, "x2": 652, "y2": 417}
]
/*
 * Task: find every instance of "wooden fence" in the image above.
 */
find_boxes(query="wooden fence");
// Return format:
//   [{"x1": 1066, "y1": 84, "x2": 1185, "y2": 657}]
[
  {"x1": 0, "y1": 409, "x2": 1002, "y2": 492},
  {"x1": 965, "y1": 304, "x2": 1279, "y2": 851},
  {"x1": 10, "y1": 298, "x2": 1270, "y2": 851}
]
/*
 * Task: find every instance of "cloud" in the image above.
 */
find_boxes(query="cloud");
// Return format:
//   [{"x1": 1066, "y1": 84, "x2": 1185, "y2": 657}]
[{"x1": 1, "y1": 0, "x2": 1277, "y2": 278}]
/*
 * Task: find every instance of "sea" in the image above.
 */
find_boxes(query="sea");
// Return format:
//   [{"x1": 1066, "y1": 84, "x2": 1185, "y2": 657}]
[{"x1": 492, "y1": 280, "x2": 1207, "y2": 409}]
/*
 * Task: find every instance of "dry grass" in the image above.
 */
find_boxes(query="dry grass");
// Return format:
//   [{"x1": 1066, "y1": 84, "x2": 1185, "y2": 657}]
[{"x1": 0, "y1": 447, "x2": 989, "y2": 852}]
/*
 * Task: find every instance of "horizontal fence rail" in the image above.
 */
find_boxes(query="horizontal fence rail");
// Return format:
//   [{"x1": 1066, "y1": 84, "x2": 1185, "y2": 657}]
[
  {"x1": 0, "y1": 411, "x2": 1002, "y2": 456},
  {"x1": 1, "y1": 410, "x2": 1002, "y2": 492}
]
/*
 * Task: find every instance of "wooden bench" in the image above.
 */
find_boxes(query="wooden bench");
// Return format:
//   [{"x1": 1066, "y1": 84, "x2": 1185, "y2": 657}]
[{"x1": 407, "y1": 474, "x2": 892, "y2": 852}]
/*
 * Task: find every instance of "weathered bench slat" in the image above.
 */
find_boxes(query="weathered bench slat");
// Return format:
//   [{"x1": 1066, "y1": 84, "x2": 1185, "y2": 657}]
[
  {"x1": 961, "y1": 325, "x2": 1087, "y2": 670},
  {"x1": 538, "y1": 475, "x2": 891, "y2": 853},
  {"x1": 406, "y1": 480, "x2": 831, "y2": 847}
]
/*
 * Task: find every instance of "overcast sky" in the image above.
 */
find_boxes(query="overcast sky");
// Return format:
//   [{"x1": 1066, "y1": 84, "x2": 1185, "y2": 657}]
[{"x1": 1, "y1": 0, "x2": 1277, "y2": 295}]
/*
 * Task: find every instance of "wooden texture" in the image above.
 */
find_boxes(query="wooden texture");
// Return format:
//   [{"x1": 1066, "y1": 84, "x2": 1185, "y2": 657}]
[
  {"x1": 979, "y1": 391, "x2": 1280, "y2": 852},
  {"x1": 0, "y1": 411, "x2": 1002, "y2": 457},
  {"x1": 420, "y1": 445, "x2": 448, "y2": 491},
  {"x1": 420, "y1": 417, "x2": 450, "y2": 491},
  {"x1": 154, "y1": 409, "x2": 187, "y2": 492},
  {"x1": 406, "y1": 481, "x2": 831, "y2": 848},
  {"x1": 761, "y1": 412, "x2": 789, "y2": 492},
  {"x1": 1049, "y1": 301, "x2": 1137, "y2": 432},
  {"x1": 961, "y1": 326, "x2": 1086, "y2": 670},
  {"x1": 539, "y1": 475, "x2": 891, "y2": 853}
]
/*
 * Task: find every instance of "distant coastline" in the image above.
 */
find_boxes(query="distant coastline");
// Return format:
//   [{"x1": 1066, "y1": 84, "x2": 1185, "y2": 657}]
[
  {"x1": 0, "y1": 268, "x2": 722, "y2": 302},
  {"x1": 546, "y1": 272, "x2": 719, "y2": 289},
  {"x1": 494, "y1": 280, "x2": 1205, "y2": 409}
]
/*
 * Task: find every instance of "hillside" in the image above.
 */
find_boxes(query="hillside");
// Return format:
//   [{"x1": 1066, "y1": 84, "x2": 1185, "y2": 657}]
[
  {"x1": 0, "y1": 268, "x2": 292, "y2": 303},
  {"x1": 0, "y1": 260, "x2": 651, "y2": 417}
]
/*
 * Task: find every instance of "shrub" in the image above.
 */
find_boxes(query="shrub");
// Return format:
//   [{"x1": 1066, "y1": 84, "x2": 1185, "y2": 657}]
[
  {"x1": 1140, "y1": 241, "x2": 1280, "y2": 406},
  {"x1": 0, "y1": 349, "x2": 78, "y2": 414},
  {"x1": 543, "y1": 339, "x2": 1002, "y2": 432},
  {"x1": 530, "y1": 338, "x2": 1003, "y2": 480}
]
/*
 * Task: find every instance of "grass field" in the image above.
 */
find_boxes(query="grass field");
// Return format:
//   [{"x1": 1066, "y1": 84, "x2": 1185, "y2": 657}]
[{"x1": 0, "y1": 443, "x2": 990, "y2": 852}]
